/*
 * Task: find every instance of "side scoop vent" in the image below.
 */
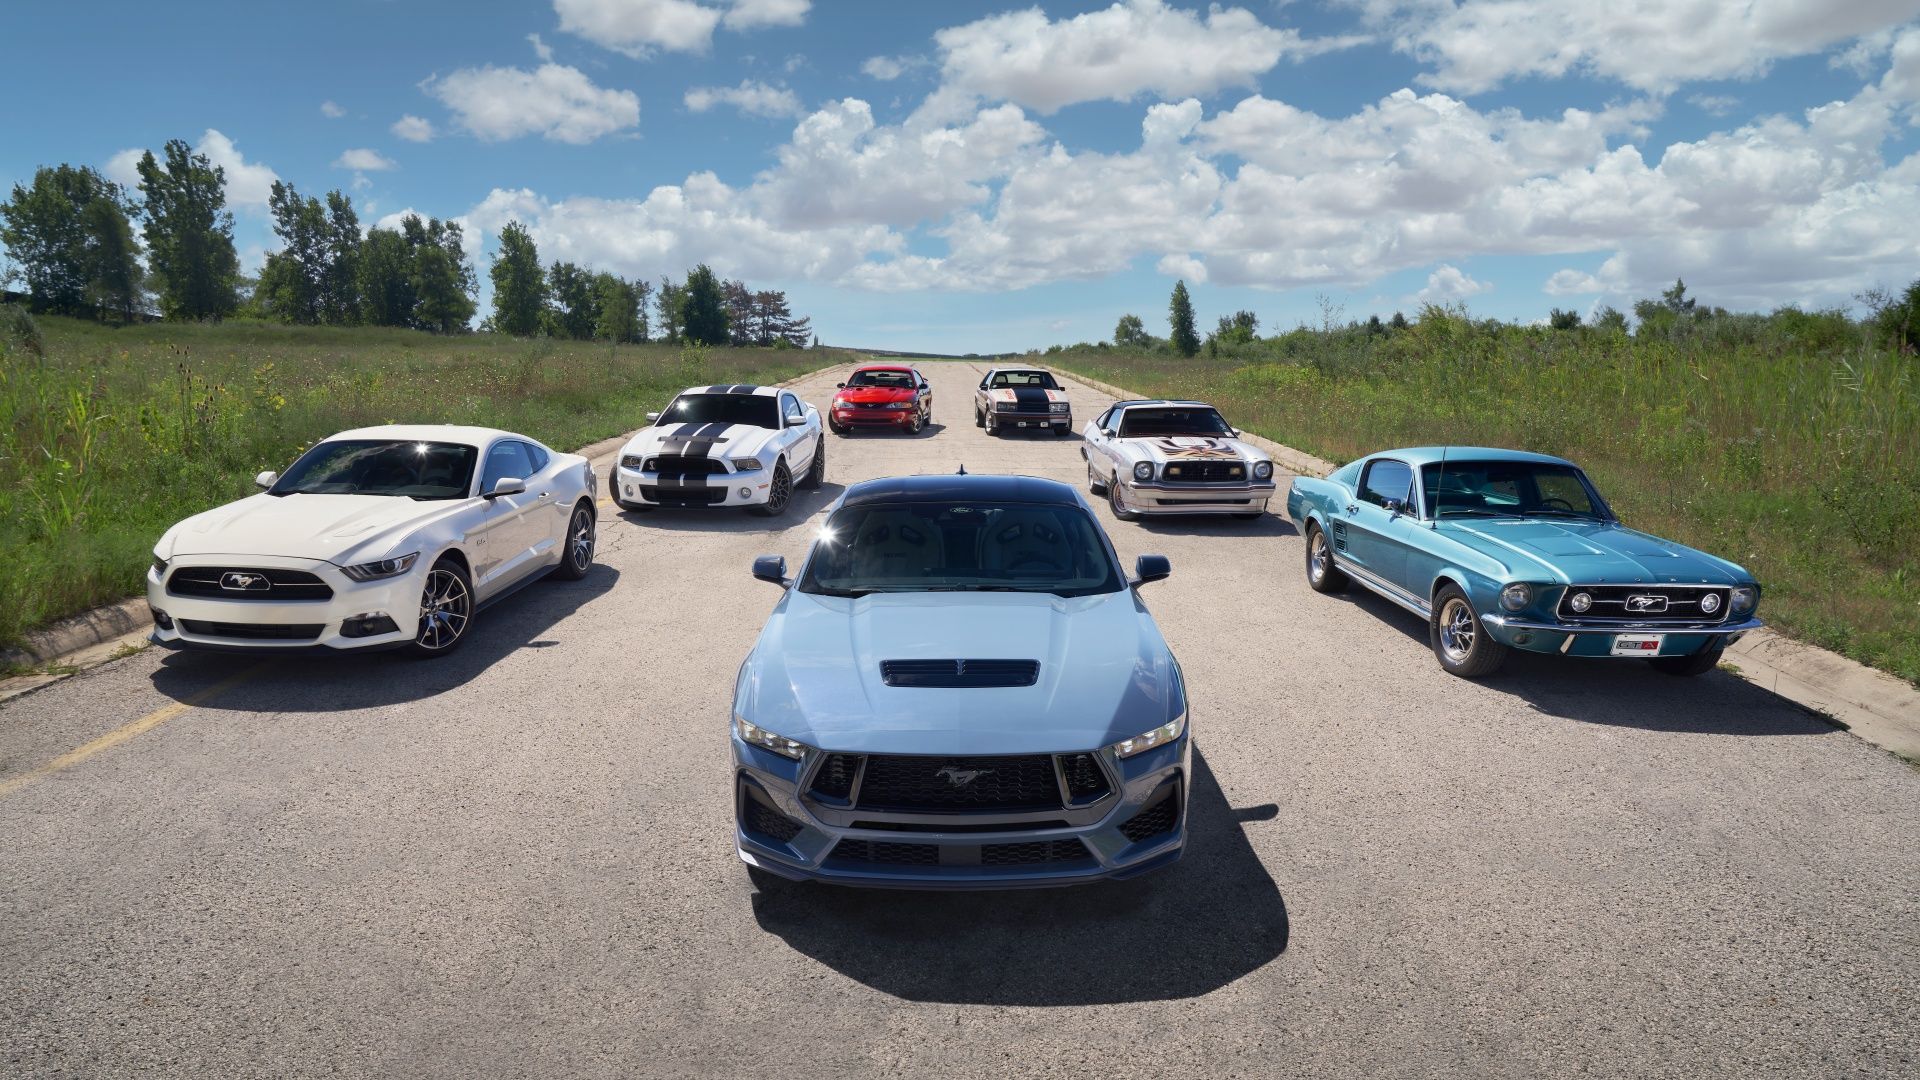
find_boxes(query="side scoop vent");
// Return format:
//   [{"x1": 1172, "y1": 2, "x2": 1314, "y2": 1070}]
[{"x1": 880, "y1": 659, "x2": 1040, "y2": 688}]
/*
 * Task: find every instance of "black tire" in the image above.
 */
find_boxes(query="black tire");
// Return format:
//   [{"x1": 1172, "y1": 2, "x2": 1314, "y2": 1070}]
[
  {"x1": 828, "y1": 420, "x2": 849, "y2": 436},
  {"x1": 1108, "y1": 478, "x2": 1138, "y2": 521},
  {"x1": 607, "y1": 471, "x2": 649, "y2": 513},
  {"x1": 751, "y1": 461, "x2": 793, "y2": 517},
  {"x1": 1305, "y1": 524, "x2": 1347, "y2": 593},
  {"x1": 1650, "y1": 647, "x2": 1723, "y2": 677},
  {"x1": 906, "y1": 409, "x2": 924, "y2": 435},
  {"x1": 406, "y1": 557, "x2": 474, "y2": 659},
  {"x1": 1430, "y1": 583, "x2": 1507, "y2": 678},
  {"x1": 973, "y1": 406, "x2": 984, "y2": 428},
  {"x1": 550, "y1": 501, "x2": 596, "y2": 581},
  {"x1": 1053, "y1": 424, "x2": 1071, "y2": 437},
  {"x1": 1087, "y1": 459, "x2": 1108, "y2": 496},
  {"x1": 799, "y1": 438, "x2": 825, "y2": 489},
  {"x1": 985, "y1": 411, "x2": 999, "y2": 436}
]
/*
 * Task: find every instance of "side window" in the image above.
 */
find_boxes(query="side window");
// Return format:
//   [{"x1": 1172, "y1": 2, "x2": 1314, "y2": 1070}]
[
  {"x1": 520, "y1": 441, "x2": 550, "y2": 472},
  {"x1": 1094, "y1": 407, "x2": 1113, "y2": 432},
  {"x1": 481, "y1": 440, "x2": 535, "y2": 493},
  {"x1": 1360, "y1": 459, "x2": 1414, "y2": 510},
  {"x1": 782, "y1": 394, "x2": 804, "y2": 424}
]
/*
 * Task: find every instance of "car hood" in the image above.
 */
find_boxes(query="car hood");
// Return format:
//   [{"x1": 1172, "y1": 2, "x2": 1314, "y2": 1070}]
[
  {"x1": 160, "y1": 493, "x2": 455, "y2": 563},
  {"x1": 740, "y1": 590, "x2": 1180, "y2": 755},
  {"x1": 834, "y1": 386, "x2": 915, "y2": 404},
  {"x1": 986, "y1": 386, "x2": 1068, "y2": 406},
  {"x1": 1439, "y1": 519, "x2": 1752, "y2": 585},
  {"x1": 622, "y1": 422, "x2": 783, "y2": 460},
  {"x1": 1126, "y1": 435, "x2": 1264, "y2": 465}
]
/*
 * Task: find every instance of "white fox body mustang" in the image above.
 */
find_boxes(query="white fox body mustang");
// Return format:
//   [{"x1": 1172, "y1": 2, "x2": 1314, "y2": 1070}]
[
  {"x1": 147, "y1": 424, "x2": 598, "y2": 657},
  {"x1": 611, "y1": 384, "x2": 825, "y2": 516},
  {"x1": 1081, "y1": 400, "x2": 1276, "y2": 520}
]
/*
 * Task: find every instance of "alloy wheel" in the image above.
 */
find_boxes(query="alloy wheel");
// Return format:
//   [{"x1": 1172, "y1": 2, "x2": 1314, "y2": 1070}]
[
  {"x1": 1309, "y1": 531, "x2": 1329, "y2": 582},
  {"x1": 1438, "y1": 597, "x2": 1477, "y2": 662},
  {"x1": 766, "y1": 465, "x2": 790, "y2": 513},
  {"x1": 417, "y1": 568, "x2": 470, "y2": 651},
  {"x1": 569, "y1": 508, "x2": 595, "y2": 571}
]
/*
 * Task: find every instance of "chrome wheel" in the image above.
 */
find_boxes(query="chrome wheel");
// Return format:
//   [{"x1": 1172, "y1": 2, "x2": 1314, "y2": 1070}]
[
  {"x1": 416, "y1": 567, "x2": 470, "y2": 651},
  {"x1": 1438, "y1": 597, "x2": 1477, "y2": 662},
  {"x1": 568, "y1": 508, "x2": 595, "y2": 571},
  {"x1": 1308, "y1": 531, "x2": 1330, "y2": 582}
]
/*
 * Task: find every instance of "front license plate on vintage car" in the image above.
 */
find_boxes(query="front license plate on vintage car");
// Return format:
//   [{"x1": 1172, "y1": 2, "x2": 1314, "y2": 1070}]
[{"x1": 1610, "y1": 634, "x2": 1665, "y2": 656}]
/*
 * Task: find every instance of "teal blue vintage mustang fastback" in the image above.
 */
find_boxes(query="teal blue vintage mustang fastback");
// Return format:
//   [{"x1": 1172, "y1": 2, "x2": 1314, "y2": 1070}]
[{"x1": 1285, "y1": 447, "x2": 1762, "y2": 678}]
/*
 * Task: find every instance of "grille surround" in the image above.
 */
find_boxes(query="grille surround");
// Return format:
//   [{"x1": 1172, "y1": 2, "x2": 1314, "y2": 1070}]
[
  {"x1": 166, "y1": 567, "x2": 333, "y2": 602},
  {"x1": 1555, "y1": 584, "x2": 1733, "y2": 625},
  {"x1": 644, "y1": 455, "x2": 728, "y2": 477},
  {"x1": 1119, "y1": 789, "x2": 1181, "y2": 844},
  {"x1": 879, "y1": 659, "x2": 1040, "y2": 688},
  {"x1": 851, "y1": 753, "x2": 1062, "y2": 812},
  {"x1": 1160, "y1": 460, "x2": 1247, "y2": 483},
  {"x1": 177, "y1": 620, "x2": 324, "y2": 641}
]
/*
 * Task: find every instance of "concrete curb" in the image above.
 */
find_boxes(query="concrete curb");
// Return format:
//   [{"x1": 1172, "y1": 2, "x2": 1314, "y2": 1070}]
[{"x1": 1050, "y1": 364, "x2": 1920, "y2": 765}]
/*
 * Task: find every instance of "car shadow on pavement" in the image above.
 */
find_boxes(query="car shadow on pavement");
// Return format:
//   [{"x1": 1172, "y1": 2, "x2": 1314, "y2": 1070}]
[
  {"x1": 1130, "y1": 513, "x2": 1298, "y2": 539},
  {"x1": 832, "y1": 423, "x2": 948, "y2": 439},
  {"x1": 146, "y1": 564, "x2": 623, "y2": 710},
  {"x1": 748, "y1": 750, "x2": 1290, "y2": 1005},
  {"x1": 611, "y1": 483, "x2": 844, "y2": 532}
]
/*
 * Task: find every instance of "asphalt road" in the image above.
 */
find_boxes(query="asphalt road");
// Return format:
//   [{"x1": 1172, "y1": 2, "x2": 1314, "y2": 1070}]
[{"x1": 2, "y1": 362, "x2": 1916, "y2": 1079}]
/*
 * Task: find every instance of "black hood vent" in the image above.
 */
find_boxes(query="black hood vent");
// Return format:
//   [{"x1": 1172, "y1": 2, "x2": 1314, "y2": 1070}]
[{"x1": 880, "y1": 659, "x2": 1040, "y2": 688}]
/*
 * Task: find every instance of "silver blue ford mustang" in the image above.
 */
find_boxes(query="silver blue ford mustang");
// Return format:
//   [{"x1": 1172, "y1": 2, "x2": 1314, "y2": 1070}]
[
  {"x1": 1287, "y1": 447, "x2": 1763, "y2": 678},
  {"x1": 732, "y1": 473, "x2": 1190, "y2": 888}
]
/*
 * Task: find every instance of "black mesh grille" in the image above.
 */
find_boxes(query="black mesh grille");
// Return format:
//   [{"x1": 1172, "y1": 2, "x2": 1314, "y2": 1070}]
[
  {"x1": 1059, "y1": 753, "x2": 1110, "y2": 803},
  {"x1": 808, "y1": 754, "x2": 860, "y2": 802},
  {"x1": 1556, "y1": 584, "x2": 1733, "y2": 624},
  {"x1": 166, "y1": 567, "x2": 333, "y2": 601},
  {"x1": 855, "y1": 754, "x2": 1061, "y2": 811},
  {"x1": 638, "y1": 485, "x2": 727, "y2": 506},
  {"x1": 177, "y1": 620, "x2": 324, "y2": 641},
  {"x1": 1119, "y1": 793, "x2": 1180, "y2": 843},
  {"x1": 850, "y1": 819, "x2": 1069, "y2": 833},
  {"x1": 743, "y1": 799, "x2": 802, "y2": 843},
  {"x1": 981, "y1": 839, "x2": 1090, "y2": 866},
  {"x1": 829, "y1": 840, "x2": 940, "y2": 866},
  {"x1": 644, "y1": 455, "x2": 728, "y2": 477},
  {"x1": 879, "y1": 659, "x2": 1040, "y2": 688},
  {"x1": 1160, "y1": 460, "x2": 1247, "y2": 483}
]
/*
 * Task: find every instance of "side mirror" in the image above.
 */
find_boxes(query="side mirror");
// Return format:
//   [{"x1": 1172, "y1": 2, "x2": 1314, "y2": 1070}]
[
  {"x1": 485, "y1": 476, "x2": 527, "y2": 499},
  {"x1": 1132, "y1": 554, "x2": 1171, "y2": 586},
  {"x1": 1384, "y1": 498, "x2": 1403, "y2": 516},
  {"x1": 752, "y1": 555, "x2": 789, "y2": 586},
  {"x1": 645, "y1": 411, "x2": 660, "y2": 423},
  {"x1": 254, "y1": 470, "x2": 278, "y2": 489},
  {"x1": 1101, "y1": 428, "x2": 1116, "y2": 438},
  {"x1": 835, "y1": 382, "x2": 846, "y2": 388},
  {"x1": 786, "y1": 415, "x2": 807, "y2": 427}
]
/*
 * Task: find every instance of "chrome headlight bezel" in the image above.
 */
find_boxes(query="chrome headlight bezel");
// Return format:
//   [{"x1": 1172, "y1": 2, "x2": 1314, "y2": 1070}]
[
  {"x1": 1730, "y1": 585, "x2": 1758, "y2": 613},
  {"x1": 1252, "y1": 460, "x2": 1273, "y2": 481},
  {"x1": 340, "y1": 551, "x2": 420, "y2": 582},
  {"x1": 734, "y1": 714, "x2": 811, "y2": 760},
  {"x1": 1499, "y1": 582, "x2": 1532, "y2": 612},
  {"x1": 1110, "y1": 713, "x2": 1187, "y2": 759},
  {"x1": 1132, "y1": 461, "x2": 1155, "y2": 482}
]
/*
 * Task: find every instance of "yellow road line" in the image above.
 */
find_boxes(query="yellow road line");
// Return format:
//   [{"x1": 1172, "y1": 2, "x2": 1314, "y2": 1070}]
[{"x1": 0, "y1": 662, "x2": 270, "y2": 799}]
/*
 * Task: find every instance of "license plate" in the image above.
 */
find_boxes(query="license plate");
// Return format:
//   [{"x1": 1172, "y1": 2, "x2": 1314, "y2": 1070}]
[{"x1": 1610, "y1": 634, "x2": 1665, "y2": 656}]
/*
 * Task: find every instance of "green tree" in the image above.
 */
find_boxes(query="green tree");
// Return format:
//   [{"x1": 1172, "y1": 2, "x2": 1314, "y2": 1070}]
[
  {"x1": 259, "y1": 181, "x2": 326, "y2": 323},
  {"x1": 1168, "y1": 280, "x2": 1199, "y2": 357},
  {"x1": 1388, "y1": 311, "x2": 1410, "y2": 331},
  {"x1": 489, "y1": 221, "x2": 546, "y2": 336},
  {"x1": 592, "y1": 272, "x2": 637, "y2": 348},
  {"x1": 1113, "y1": 313, "x2": 1151, "y2": 348},
  {"x1": 356, "y1": 226, "x2": 416, "y2": 328},
  {"x1": 655, "y1": 275, "x2": 683, "y2": 342},
  {"x1": 1549, "y1": 308, "x2": 1582, "y2": 330},
  {"x1": 679, "y1": 263, "x2": 729, "y2": 346},
  {"x1": 1592, "y1": 305, "x2": 1628, "y2": 333},
  {"x1": 136, "y1": 139, "x2": 240, "y2": 321},
  {"x1": 546, "y1": 261, "x2": 597, "y2": 339},
  {"x1": 412, "y1": 217, "x2": 476, "y2": 334},
  {"x1": 320, "y1": 191, "x2": 360, "y2": 325},
  {"x1": 0, "y1": 164, "x2": 144, "y2": 319}
]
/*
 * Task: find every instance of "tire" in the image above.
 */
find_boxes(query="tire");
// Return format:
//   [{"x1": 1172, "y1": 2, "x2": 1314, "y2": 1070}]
[
  {"x1": 799, "y1": 438, "x2": 825, "y2": 489},
  {"x1": 985, "y1": 412, "x2": 999, "y2": 436},
  {"x1": 1087, "y1": 459, "x2": 1108, "y2": 496},
  {"x1": 1305, "y1": 524, "x2": 1347, "y2": 593},
  {"x1": 1429, "y1": 583, "x2": 1507, "y2": 678},
  {"x1": 828, "y1": 420, "x2": 849, "y2": 436},
  {"x1": 550, "y1": 501, "x2": 596, "y2": 581},
  {"x1": 973, "y1": 405, "x2": 984, "y2": 428},
  {"x1": 751, "y1": 460, "x2": 793, "y2": 517},
  {"x1": 906, "y1": 409, "x2": 924, "y2": 435},
  {"x1": 1650, "y1": 646, "x2": 1723, "y2": 677},
  {"x1": 1108, "y1": 478, "x2": 1138, "y2": 522},
  {"x1": 406, "y1": 557, "x2": 474, "y2": 658},
  {"x1": 1053, "y1": 424, "x2": 1071, "y2": 437}
]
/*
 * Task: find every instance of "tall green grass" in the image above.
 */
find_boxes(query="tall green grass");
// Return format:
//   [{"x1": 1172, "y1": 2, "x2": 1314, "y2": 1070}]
[
  {"x1": 0, "y1": 316, "x2": 845, "y2": 647},
  {"x1": 1047, "y1": 310, "x2": 1920, "y2": 685}
]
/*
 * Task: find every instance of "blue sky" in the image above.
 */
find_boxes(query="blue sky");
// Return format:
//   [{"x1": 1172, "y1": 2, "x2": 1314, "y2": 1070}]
[{"x1": 4, "y1": 0, "x2": 1918, "y2": 352}]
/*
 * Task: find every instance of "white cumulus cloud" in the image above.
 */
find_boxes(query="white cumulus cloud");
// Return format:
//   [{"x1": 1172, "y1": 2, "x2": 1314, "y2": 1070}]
[
  {"x1": 723, "y1": 0, "x2": 808, "y2": 30},
  {"x1": 104, "y1": 130, "x2": 279, "y2": 211},
  {"x1": 425, "y1": 63, "x2": 639, "y2": 143},
  {"x1": 684, "y1": 80, "x2": 802, "y2": 118},
  {"x1": 334, "y1": 148, "x2": 397, "y2": 171},
  {"x1": 1418, "y1": 264, "x2": 1492, "y2": 303},
  {"x1": 392, "y1": 114, "x2": 436, "y2": 142},
  {"x1": 321, "y1": 100, "x2": 346, "y2": 119},
  {"x1": 554, "y1": 0, "x2": 808, "y2": 56},
  {"x1": 861, "y1": 55, "x2": 906, "y2": 81}
]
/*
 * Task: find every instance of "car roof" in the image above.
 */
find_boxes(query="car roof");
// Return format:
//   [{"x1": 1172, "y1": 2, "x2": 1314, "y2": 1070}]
[
  {"x1": 986, "y1": 367, "x2": 1052, "y2": 376},
  {"x1": 1111, "y1": 399, "x2": 1215, "y2": 410},
  {"x1": 840, "y1": 473, "x2": 1082, "y2": 508},
  {"x1": 853, "y1": 363, "x2": 914, "y2": 373},
  {"x1": 328, "y1": 424, "x2": 523, "y2": 445},
  {"x1": 1369, "y1": 446, "x2": 1577, "y2": 468},
  {"x1": 678, "y1": 383, "x2": 783, "y2": 397}
]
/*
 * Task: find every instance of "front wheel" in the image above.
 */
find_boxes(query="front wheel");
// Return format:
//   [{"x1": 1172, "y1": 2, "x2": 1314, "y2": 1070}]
[
  {"x1": 1108, "y1": 479, "x2": 1138, "y2": 522},
  {"x1": 1430, "y1": 584, "x2": 1506, "y2": 678},
  {"x1": 1053, "y1": 424, "x2": 1071, "y2": 437},
  {"x1": 1650, "y1": 647, "x2": 1723, "y2": 677},
  {"x1": 799, "y1": 438, "x2": 825, "y2": 489},
  {"x1": 984, "y1": 412, "x2": 999, "y2": 436},
  {"x1": 550, "y1": 502, "x2": 595, "y2": 580},
  {"x1": 1087, "y1": 460, "x2": 1108, "y2": 496},
  {"x1": 751, "y1": 461, "x2": 792, "y2": 517},
  {"x1": 406, "y1": 557, "x2": 473, "y2": 658},
  {"x1": 906, "y1": 410, "x2": 924, "y2": 435},
  {"x1": 1305, "y1": 525, "x2": 1347, "y2": 593},
  {"x1": 828, "y1": 420, "x2": 849, "y2": 436},
  {"x1": 973, "y1": 406, "x2": 984, "y2": 428}
]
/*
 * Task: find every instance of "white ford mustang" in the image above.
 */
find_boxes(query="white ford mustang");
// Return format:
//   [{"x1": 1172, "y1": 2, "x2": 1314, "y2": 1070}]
[
  {"x1": 1081, "y1": 400, "x2": 1277, "y2": 520},
  {"x1": 147, "y1": 424, "x2": 598, "y2": 657},
  {"x1": 610, "y1": 383, "x2": 825, "y2": 515}
]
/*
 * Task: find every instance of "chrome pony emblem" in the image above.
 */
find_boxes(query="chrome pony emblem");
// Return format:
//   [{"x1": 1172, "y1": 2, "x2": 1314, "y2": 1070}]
[
  {"x1": 936, "y1": 766, "x2": 995, "y2": 788},
  {"x1": 220, "y1": 572, "x2": 270, "y2": 591},
  {"x1": 1624, "y1": 594, "x2": 1668, "y2": 613}
]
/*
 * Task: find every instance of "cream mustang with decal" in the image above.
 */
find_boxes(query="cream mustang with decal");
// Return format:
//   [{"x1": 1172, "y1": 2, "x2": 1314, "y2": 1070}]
[
  {"x1": 1081, "y1": 400, "x2": 1276, "y2": 520},
  {"x1": 973, "y1": 367, "x2": 1073, "y2": 436}
]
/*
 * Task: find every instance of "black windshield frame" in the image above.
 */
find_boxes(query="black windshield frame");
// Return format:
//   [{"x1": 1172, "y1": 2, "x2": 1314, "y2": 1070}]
[
  {"x1": 659, "y1": 393, "x2": 780, "y2": 430},
  {"x1": 796, "y1": 500, "x2": 1126, "y2": 598},
  {"x1": 987, "y1": 370, "x2": 1061, "y2": 390},
  {"x1": 269, "y1": 439, "x2": 480, "y2": 500},
  {"x1": 1117, "y1": 407, "x2": 1233, "y2": 438}
]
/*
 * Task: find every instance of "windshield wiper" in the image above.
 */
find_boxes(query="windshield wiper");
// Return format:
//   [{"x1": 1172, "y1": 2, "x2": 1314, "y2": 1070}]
[
  {"x1": 1437, "y1": 509, "x2": 1513, "y2": 519},
  {"x1": 922, "y1": 584, "x2": 1021, "y2": 592},
  {"x1": 805, "y1": 586, "x2": 871, "y2": 598}
]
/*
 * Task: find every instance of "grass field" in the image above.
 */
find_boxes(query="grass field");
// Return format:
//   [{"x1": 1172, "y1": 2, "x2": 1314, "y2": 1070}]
[
  {"x1": 0, "y1": 316, "x2": 843, "y2": 649},
  {"x1": 1045, "y1": 310, "x2": 1920, "y2": 686}
]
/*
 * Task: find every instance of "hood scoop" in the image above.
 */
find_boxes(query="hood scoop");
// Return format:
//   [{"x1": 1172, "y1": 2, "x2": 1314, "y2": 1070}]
[{"x1": 880, "y1": 659, "x2": 1041, "y2": 688}]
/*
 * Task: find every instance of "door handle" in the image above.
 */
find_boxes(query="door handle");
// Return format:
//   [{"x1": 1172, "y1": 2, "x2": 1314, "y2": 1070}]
[{"x1": 539, "y1": 491, "x2": 550, "y2": 499}]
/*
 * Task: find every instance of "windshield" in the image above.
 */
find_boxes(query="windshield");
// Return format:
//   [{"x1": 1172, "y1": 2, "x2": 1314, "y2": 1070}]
[
  {"x1": 659, "y1": 393, "x2": 779, "y2": 430},
  {"x1": 797, "y1": 501, "x2": 1124, "y2": 597},
  {"x1": 989, "y1": 371, "x2": 1060, "y2": 390},
  {"x1": 1118, "y1": 407, "x2": 1231, "y2": 437},
  {"x1": 1421, "y1": 460, "x2": 1610, "y2": 520},
  {"x1": 847, "y1": 369, "x2": 915, "y2": 388},
  {"x1": 271, "y1": 440, "x2": 478, "y2": 499}
]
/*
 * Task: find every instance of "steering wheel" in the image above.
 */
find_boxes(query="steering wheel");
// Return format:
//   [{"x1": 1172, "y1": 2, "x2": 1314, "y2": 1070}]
[
  {"x1": 1539, "y1": 497, "x2": 1576, "y2": 511},
  {"x1": 1005, "y1": 556, "x2": 1064, "y2": 576}
]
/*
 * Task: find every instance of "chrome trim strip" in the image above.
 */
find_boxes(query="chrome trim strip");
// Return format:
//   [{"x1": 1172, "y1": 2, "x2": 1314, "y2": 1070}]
[
  {"x1": 1481, "y1": 614, "x2": 1764, "y2": 636},
  {"x1": 1330, "y1": 555, "x2": 1431, "y2": 617}
]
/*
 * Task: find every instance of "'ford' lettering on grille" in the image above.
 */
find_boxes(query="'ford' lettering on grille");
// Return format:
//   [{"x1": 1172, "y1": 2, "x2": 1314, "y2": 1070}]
[
  {"x1": 220, "y1": 572, "x2": 270, "y2": 592},
  {"x1": 935, "y1": 766, "x2": 995, "y2": 788},
  {"x1": 1625, "y1": 594, "x2": 1668, "y2": 613}
]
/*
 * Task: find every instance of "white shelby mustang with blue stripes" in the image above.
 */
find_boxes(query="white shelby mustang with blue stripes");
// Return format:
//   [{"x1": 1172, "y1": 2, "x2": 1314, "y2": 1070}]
[{"x1": 611, "y1": 384, "x2": 825, "y2": 516}]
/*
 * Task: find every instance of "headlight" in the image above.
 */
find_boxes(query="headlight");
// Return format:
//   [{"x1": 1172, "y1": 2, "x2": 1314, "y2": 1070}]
[
  {"x1": 340, "y1": 551, "x2": 420, "y2": 582},
  {"x1": 1110, "y1": 714, "x2": 1187, "y2": 759},
  {"x1": 734, "y1": 715, "x2": 809, "y2": 760},
  {"x1": 1132, "y1": 461, "x2": 1155, "y2": 482},
  {"x1": 151, "y1": 556, "x2": 168, "y2": 578},
  {"x1": 995, "y1": 401, "x2": 1015, "y2": 411},
  {"x1": 1730, "y1": 585, "x2": 1757, "y2": 613},
  {"x1": 1050, "y1": 402, "x2": 1069, "y2": 414},
  {"x1": 1499, "y1": 583, "x2": 1532, "y2": 611},
  {"x1": 1700, "y1": 592, "x2": 1722, "y2": 614},
  {"x1": 1569, "y1": 591, "x2": 1593, "y2": 613},
  {"x1": 1252, "y1": 461, "x2": 1273, "y2": 481},
  {"x1": 620, "y1": 454, "x2": 645, "y2": 470},
  {"x1": 733, "y1": 457, "x2": 764, "y2": 471},
  {"x1": 885, "y1": 401, "x2": 911, "y2": 410}
]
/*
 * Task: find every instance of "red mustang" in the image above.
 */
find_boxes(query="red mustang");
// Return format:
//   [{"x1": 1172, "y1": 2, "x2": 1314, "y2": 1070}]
[{"x1": 827, "y1": 365, "x2": 934, "y2": 436}]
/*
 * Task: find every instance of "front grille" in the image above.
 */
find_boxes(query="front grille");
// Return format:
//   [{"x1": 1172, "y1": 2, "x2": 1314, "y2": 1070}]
[
  {"x1": 1119, "y1": 794, "x2": 1180, "y2": 843},
  {"x1": 644, "y1": 455, "x2": 727, "y2": 477},
  {"x1": 880, "y1": 659, "x2": 1040, "y2": 688},
  {"x1": 856, "y1": 754, "x2": 1062, "y2": 812},
  {"x1": 829, "y1": 840, "x2": 940, "y2": 866},
  {"x1": 850, "y1": 819, "x2": 1070, "y2": 833},
  {"x1": 809, "y1": 753, "x2": 860, "y2": 802},
  {"x1": 177, "y1": 620, "x2": 324, "y2": 641},
  {"x1": 1555, "y1": 585, "x2": 1732, "y2": 624},
  {"x1": 166, "y1": 567, "x2": 333, "y2": 602},
  {"x1": 981, "y1": 839, "x2": 1090, "y2": 866},
  {"x1": 638, "y1": 485, "x2": 726, "y2": 506},
  {"x1": 1160, "y1": 460, "x2": 1247, "y2": 483},
  {"x1": 1058, "y1": 753, "x2": 1111, "y2": 804},
  {"x1": 743, "y1": 799, "x2": 802, "y2": 843}
]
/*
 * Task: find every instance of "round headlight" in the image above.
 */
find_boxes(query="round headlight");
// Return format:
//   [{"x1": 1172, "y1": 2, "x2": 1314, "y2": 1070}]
[
  {"x1": 1569, "y1": 591, "x2": 1592, "y2": 613},
  {"x1": 1499, "y1": 583, "x2": 1532, "y2": 612},
  {"x1": 1700, "y1": 592, "x2": 1722, "y2": 614},
  {"x1": 1730, "y1": 585, "x2": 1757, "y2": 613},
  {"x1": 1132, "y1": 461, "x2": 1155, "y2": 482},
  {"x1": 1253, "y1": 461, "x2": 1273, "y2": 481}
]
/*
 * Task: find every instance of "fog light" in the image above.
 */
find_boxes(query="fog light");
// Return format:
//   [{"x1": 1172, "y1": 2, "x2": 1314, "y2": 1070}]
[
  {"x1": 739, "y1": 486, "x2": 753, "y2": 498},
  {"x1": 1700, "y1": 592, "x2": 1722, "y2": 614},
  {"x1": 150, "y1": 606, "x2": 174, "y2": 630},
  {"x1": 341, "y1": 613, "x2": 401, "y2": 638},
  {"x1": 624, "y1": 484, "x2": 634, "y2": 496},
  {"x1": 1569, "y1": 591, "x2": 1592, "y2": 613}
]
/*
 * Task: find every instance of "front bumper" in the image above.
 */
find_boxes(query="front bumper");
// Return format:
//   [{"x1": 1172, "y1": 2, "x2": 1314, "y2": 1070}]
[
  {"x1": 1480, "y1": 613, "x2": 1764, "y2": 657},
  {"x1": 991, "y1": 408, "x2": 1071, "y2": 431},
  {"x1": 1114, "y1": 480, "x2": 1276, "y2": 515},
  {"x1": 613, "y1": 462, "x2": 773, "y2": 508},
  {"x1": 733, "y1": 736, "x2": 1189, "y2": 889},
  {"x1": 146, "y1": 555, "x2": 420, "y2": 652},
  {"x1": 831, "y1": 405, "x2": 916, "y2": 428}
]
